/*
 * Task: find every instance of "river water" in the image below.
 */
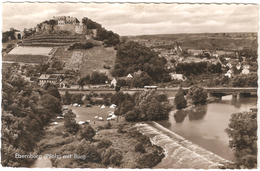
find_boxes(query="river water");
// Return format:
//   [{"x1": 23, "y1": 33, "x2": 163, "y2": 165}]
[
  {"x1": 154, "y1": 95, "x2": 257, "y2": 164},
  {"x1": 135, "y1": 95, "x2": 257, "y2": 169}
]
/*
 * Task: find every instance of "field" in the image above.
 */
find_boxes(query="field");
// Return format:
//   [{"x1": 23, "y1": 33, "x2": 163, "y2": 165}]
[
  {"x1": 80, "y1": 46, "x2": 116, "y2": 79},
  {"x1": 67, "y1": 51, "x2": 83, "y2": 69},
  {"x1": 8, "y1": 46, "x2": 53, "y2": 55},
  {"x1": 52, "y1": 46, "x2": 116, "y2": 79},
  {"x1": 2, "y1": 54, "x2": 50, "y2": 64},
  {"x1": 62, "y1": 105, "x2": 118, "y2": 125}
]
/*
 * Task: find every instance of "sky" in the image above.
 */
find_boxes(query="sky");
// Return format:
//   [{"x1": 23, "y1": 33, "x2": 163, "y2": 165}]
[{"x1": 2, "y1": 2, "x2": 259, "y2": 36}]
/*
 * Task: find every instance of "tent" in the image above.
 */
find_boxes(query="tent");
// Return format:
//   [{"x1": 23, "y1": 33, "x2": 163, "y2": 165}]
[
  {"x1": 110, "y1": 104, "x2": 117, "y2": 108},
  {"x1": 101, "y1": 105, "x2": 105, "y2": 109},
  {"x1": 78, "y1": 121, "x2": 85, "y2": 125}
]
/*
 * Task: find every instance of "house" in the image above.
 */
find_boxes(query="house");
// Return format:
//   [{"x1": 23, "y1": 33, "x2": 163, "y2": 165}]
[
  {"x1": 225, "y1": 69, "x2": 233, "y2": 78},
  {"x1": 39, "y1": 74, "x2": 59, "y2": 86},
  {"x1": 226, "y1": 60, "x2": 239, "y2": 68},
  {"x1": 127, "y1": 73, "x2": 133, "y2": 78},
  {"x1": 212, "y1": 53, "x2": 219, "y2": 58},
  {"x1": 60, "y1": 81, "x2": 69, "y2": 88},
  {"x1": 209, "y1": 58, "x2": 218, "y2": 65},
  {"x1": 111, "y1": 78, "x2": 117, "y2": 87},
  {"x1": 243, "y1": 64, "x2": 250, "y2": 69},
  {"x1": 169, "y1": 73, "x2": 186, "y2": 81},
  {"x1": 236, "y1": 62, "x2": 242, "y2": 70},
  {"x1": 134, "y1": 70, "x2": 142, "y2": 77}
]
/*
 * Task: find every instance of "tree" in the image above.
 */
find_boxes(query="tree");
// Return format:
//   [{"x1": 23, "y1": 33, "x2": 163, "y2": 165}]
[
  {"x1": 62, "y1": 91, "x2": 71, "y2": 105},
  {"x1": 188, "y1": 85, "x2": 207, "y2": 104},
  {"x1": 64, "y1": 109, "x2": 79, "y2": 133},
  {"x1": 101, "y1": 147, "x2": 123, "y2": 166},
  {"x1": 75, "y1": 139, "x2": 101, "y2": 162},
  {"x1": 174, "y1": 88, "x2": 187, "y2": 109},
  {"x1": 225, "y1": 111, "x2": 257, "y2": 169},
  {"x1": 132, "y1": 71, "x2": 153, "y2": 88},
  {"x1": 77, "y1": 78, "x2": 85, "y2": 90},
  {"x1": 40, "y1": 94, "x2": 62, "y2": 114},
  {"x1": 80, "y1": 125, "x2": 96, "y2": 141},
  {"x1": 46, "y1": 85, "x2": 61, "y2": 100}
]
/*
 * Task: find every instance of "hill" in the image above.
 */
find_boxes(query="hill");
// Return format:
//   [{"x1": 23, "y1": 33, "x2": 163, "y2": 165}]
[{"x1": 127, "y1": 32, "x2": 257, "y2": 51}]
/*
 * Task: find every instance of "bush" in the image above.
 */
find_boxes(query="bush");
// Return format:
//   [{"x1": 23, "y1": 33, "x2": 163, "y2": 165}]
[
  {"x1": 104, "y1": 122, "x2": 112, "y2": 129},
  {"x1": 188, "y1": 85, "x2": 208, "y2": 104},
  {"x1": 80, "y1": 125, "x2": 96, "y2": 141},
  {"x1": 117, "y1": 124, "x2": 126, "y2": 133},
  {"x1": 125, "y1": 110, "x2": 138, "y2": 122},
  {"x1": 174, "y1": 88, "x2": 187, "y2": 109},
  {"x1": 135, "y1": 142, "x2": 145, "y2": 153},
  {"x1": 62, "y1": 132, "x2": 70, "y2": 138},
  {"x1": 75, "y1": 139, "x2": 101, "y2": 163},
  {"x1": 137, "y1": 151, "x2": 164, "y2": 168},
  {"x1": 97, "y1": 139, "x2": 113, "y2": 149},
  {"x1": 101, "y1": 147, "x2": 123, "y2": 166},
  {"x1": 103, "y1": 65, "x2": 111, "y2": 69}
]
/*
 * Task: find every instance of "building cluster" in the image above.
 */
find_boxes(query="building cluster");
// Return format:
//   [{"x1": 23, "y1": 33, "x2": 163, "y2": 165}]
[{"x1": 36, "y1": 16, "x2": 97, "y2": 37}]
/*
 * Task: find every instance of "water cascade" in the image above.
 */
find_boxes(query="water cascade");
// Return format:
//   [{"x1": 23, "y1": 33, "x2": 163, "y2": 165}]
[{"x1": 135, "y1": 122, "x2": 232, "y2": 169}]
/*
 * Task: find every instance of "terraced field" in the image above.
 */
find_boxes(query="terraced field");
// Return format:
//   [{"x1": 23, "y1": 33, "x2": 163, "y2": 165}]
[{"x1": 20, "y1": 34, "x2": 86, "y2": 47}]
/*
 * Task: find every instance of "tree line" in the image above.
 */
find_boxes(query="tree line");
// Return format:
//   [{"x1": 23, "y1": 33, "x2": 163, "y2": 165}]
[
  {"x1": 82, "y1": 17, "x2": 120, "y2": 47},
  {"x1": 2, "y1": 66, "x2": 62, "y2": 167},
  {"x1": 112, "y1": 41, "x2": 170, "y2": 83}
]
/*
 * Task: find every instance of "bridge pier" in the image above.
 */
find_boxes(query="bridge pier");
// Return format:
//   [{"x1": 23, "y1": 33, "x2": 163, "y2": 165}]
[{"x1": 232, "y1": 92, "x2": 243, "y2": 98}]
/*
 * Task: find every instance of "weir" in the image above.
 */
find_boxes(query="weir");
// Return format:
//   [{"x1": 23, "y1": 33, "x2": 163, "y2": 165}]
[{"x1": 135, "y1": 122, "x2": 233, "y2": 169}]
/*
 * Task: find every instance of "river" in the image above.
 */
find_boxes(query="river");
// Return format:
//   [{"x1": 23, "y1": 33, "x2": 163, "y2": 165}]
[{"x1": 156, "y1": 95, "x2": 257, "y2": 162}]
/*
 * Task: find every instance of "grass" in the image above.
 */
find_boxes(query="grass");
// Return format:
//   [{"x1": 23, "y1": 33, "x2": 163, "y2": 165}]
[{"x1": 62, "y1": 105, "x2": 122, "y2": 129}]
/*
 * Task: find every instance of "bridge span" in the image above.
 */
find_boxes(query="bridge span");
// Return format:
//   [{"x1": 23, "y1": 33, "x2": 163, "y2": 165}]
[{"x1": 58, "y1": 87, "x2": 257, "y2": 97}]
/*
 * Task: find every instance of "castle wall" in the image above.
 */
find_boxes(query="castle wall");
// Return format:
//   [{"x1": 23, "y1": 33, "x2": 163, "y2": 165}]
[
  {"x1": 75, "y1": 25, "x2": 87, "y2": 34},
  {"x1": 54, "y1": 24, "x2": 75, "y2": 33}
]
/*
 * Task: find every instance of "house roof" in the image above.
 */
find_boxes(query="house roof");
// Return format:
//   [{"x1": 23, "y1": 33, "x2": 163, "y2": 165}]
[
  {"x1": 39, "y1": 74, "x2": 58, "y2": 80},
  {"x1": 134, "y1": 70, "x2": 142, "y2": 76}
]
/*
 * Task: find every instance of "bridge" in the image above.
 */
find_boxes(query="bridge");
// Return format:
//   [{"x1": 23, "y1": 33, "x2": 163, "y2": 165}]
[{"x1": 58, "y1": 87, "x2": 257, "y2": 98}]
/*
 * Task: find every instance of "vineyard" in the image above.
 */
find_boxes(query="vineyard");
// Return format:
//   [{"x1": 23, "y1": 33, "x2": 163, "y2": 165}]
[
  {"x1": 20, "y1": 34, "x2": 86, "y2": 47},
  {"x1": 2, "y1": 54, "x2": 50, "y2": 64}
]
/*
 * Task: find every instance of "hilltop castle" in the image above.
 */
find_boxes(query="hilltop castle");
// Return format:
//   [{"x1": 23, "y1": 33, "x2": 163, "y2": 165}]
[{"x1": 36, "y1": 16, "x2": 97, "y2": 37}]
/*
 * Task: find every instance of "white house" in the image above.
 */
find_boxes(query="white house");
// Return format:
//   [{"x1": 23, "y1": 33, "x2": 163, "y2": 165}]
[
  {"x1": 127, "y1": 73, "x2": 133, "y2": 78},
  {"x1": 111, "y1": 78, "x2": 117, "y2": 87},
  {"x1": 170, "y1": 73, "x2": 186, "y2": 81},
  {"x1": 212, "y1": 53, "x2": 219, "y2": 58},
  {"x1": 236, "y1": 62, "x2": 242, "y2": 70},
  {"x1": 39, "y1": 74, "x2": 59, "y2": 86},
  {"x1": 225, "y1": 69, "x2": 233, "y2": 78}
]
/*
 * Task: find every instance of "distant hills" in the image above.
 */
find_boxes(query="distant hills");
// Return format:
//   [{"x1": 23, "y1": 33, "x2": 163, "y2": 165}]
[{"x1": 126, "y1": 32, "x2": 257, "y2": 51}]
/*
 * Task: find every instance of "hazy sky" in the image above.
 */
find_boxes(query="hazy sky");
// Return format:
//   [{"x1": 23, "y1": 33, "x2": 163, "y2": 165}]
[{"x1": 2, "y1": 2, "x2": 259, "y2": 35}]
